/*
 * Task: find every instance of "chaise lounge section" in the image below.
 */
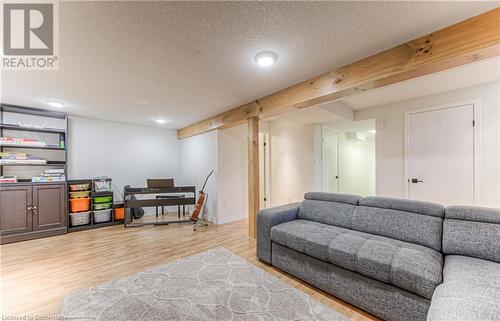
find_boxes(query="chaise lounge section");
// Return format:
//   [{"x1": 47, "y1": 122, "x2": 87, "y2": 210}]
[
  {"x1": 427, "y1": 206, "x2": 500, "y2": 321},
  {"x1": 257, "y1": 192, "x2": 500, "y2": 321}
]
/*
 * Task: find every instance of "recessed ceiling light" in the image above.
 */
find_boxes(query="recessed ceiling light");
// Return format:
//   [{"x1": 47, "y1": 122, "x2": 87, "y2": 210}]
[
  {"x1": 132, "y1": 100, "x2": 149, "y2": 105},
  {"x1": 154, "y1": 117, "x2": 169, "y2": 125},
  {"x1": 255, "y1": 51, "x2": 277, "y2": 68},
  {"x1": 45, "y1": 100, "x2": 65, "y2": 108}
]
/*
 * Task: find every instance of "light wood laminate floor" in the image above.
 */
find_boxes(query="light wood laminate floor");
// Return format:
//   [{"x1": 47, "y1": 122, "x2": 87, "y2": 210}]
[{"x1": 1, "y1": 215, "x2": 379, "y2": 320}]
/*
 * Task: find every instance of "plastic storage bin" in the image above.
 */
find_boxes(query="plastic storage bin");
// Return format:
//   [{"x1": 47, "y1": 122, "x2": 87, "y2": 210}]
[
  {"x1": 93, "y1": 202, "x2": 112, "y2": 210},
  {"x1": 70, "y1": 198, "x2": 90, "y2": 212},
  {"x1": 70, "y1": 183, "x2": 90, "y2": 191},
  {"x1": 93, "y1": 195, "x2": 112, "y2": 203},
  {"x1": 70, "y1": 191, "x2": 90, "y2": 199},
  {"x1": 70, "y1": 211, "x2": 90, "y2": 226},
  {"x1": 93, "y1": 179, "x2": 111, "y2": 192},
  {"x1": 114, "y1": 207, "x2": 124, "y2": 220},
  {"x1": 93, "y1": 209, "x2": 112, "y2": 223}
]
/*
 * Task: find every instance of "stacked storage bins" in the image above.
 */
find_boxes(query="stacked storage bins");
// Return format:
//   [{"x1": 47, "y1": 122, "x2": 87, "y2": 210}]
[
  {"x1": 92, "y1": 178, "x2": 112, "y2": 223},
  {"x1": 67, "y1": 178, "x2": 117, "y2": 231},
  {"x1": 69, "y1": 182, "x2": 91, "y2": 226}
]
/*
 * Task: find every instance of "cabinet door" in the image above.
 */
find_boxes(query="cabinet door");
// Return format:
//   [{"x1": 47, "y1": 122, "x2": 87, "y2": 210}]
[
  {"x1": 0, "y1": 185, "x2": 32, "y2": 235},
  {"x1": 32, "y1": 184, "x2": 66, "y2": 231}
]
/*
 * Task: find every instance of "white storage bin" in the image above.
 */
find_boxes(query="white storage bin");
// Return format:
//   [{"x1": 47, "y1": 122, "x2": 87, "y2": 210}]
[
  {"x1": 70, "y1": 211, "x2": 90, "y2": 226},
  {"x1": 93, "y1": 209, "x2": 112, "y2": 223},
  {"x1": 93, "y1": 179, "x2": 112, "y2": 192}
]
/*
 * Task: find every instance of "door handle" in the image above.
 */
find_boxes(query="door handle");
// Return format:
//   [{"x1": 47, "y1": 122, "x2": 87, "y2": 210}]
[
  {"x1": 32, "y1": 206, "x2": 38, "y2": 215},
  {"x1": 411, "y1": 178, "x2": 424, "y2": 183}
]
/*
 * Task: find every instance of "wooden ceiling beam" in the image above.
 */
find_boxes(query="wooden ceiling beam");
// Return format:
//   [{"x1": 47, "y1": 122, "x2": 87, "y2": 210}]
[{"x1": 177, "y1": 8, "x2": 500, "y2": 139}]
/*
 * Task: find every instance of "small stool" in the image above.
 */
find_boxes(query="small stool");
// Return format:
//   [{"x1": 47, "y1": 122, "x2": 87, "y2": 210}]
[{"x1": 155, "y1": 195, "x2": 186, "y2": 218}]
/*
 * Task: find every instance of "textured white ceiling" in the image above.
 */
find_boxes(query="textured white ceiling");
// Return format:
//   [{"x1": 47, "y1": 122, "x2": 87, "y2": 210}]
[{"x1": 2, "y1": 1, "x2": 499, "y2": 129}]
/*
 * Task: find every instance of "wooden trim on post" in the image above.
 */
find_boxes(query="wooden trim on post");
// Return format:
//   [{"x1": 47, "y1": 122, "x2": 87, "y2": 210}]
[
  {"x1": 178, "y1": 8, "x2": 500, "y2": 139},
  {"x1": 247, "y1": 117, "x2": 260, "y2": 239}
]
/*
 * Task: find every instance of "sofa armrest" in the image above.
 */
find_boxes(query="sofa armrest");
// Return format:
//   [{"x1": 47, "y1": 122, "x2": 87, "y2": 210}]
[{"x1": 256, "y1": 202, "x2": 300, "y2": 263}]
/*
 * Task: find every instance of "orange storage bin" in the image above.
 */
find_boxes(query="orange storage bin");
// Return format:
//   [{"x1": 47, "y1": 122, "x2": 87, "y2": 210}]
[
  {"x1": 70, "y1": 198, "x2": 90, "y2": 212},
  {"x1": 114, "y1": 207, "x2": 124, "y2": 220}
]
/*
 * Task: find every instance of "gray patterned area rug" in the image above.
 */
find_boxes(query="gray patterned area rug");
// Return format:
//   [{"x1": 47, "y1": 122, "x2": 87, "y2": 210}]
[{"x1": 61, "y1": 247, "x2": 351, "y2": 321}]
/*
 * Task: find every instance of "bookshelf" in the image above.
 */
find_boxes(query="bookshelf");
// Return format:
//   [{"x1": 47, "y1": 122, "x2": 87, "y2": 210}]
[
  {"x1": 0, "y1": 104, "x2": 68, "y2": 183},
  {"x1": 0, "y1": 104, "x2": 69, "y2": 243}
]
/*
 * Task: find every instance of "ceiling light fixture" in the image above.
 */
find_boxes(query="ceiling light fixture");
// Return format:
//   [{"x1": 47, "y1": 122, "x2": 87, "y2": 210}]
[
  {"x1": 255, "y1": 51, "x2": 277, "y2": 68},
  {"x1": 45, "y1": 100, "x2": 65, "y2": 108},
  {"x1": 132, "y1": 100, "x2": 149, "y2": 105},
  {"x1": 154, "y1": 117, "x2": 169, "y2": 125}
]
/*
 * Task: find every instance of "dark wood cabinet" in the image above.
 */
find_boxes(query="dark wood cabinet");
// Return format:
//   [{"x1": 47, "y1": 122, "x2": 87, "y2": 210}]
[
  {"x1": 33, "y1": 184, "x2": 66, "y2": 231},
  {"x1": 0, "y1": 185, "x2": 32, "y2": 236},
  {"x1": 0, "y1": 183, "x2": 66, "y2": 244}
]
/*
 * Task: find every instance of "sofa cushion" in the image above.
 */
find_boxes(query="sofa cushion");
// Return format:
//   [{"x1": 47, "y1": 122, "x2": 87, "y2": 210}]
[
  {"x1": 298, "y1": 192, "x2": 361, "y2": 228},
  {"x1": 443, "y1": 206, "x2": 500, "y2": 263},
  {"x1": 327, "y1": 229, "x2": 442, "y2": 300},
  {"x1": 427, "y1": 255, "x2": 500, "y2": 321},
  {"x1": 298, "y1": 195, "x2": 444, "y2": 251},
  {"x1": 445, "y1": 205, "x2": 500, "y2": 224},
  {"x1": 359, "y1": 196, "x2": 445, "y2": 218},
  {"x1": 351, "y1": 206, "x2": 443, "y2": 252},
  {"x1": 270, "y1": 220, "x2": 442, "y2": 299},
  {"x1": 270, "y1": 219, "x2": 338, "y2": 262},
  {"x1": 304, "y1": 192, "x2": 361, "y2": 205}
]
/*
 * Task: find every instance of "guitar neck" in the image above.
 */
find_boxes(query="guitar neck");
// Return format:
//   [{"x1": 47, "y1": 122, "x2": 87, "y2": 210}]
[{"x1": 200, "y1": 170, "x2": 214, "y2": 193}]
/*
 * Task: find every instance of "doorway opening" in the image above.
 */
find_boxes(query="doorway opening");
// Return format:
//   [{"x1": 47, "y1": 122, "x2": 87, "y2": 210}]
[{"x1": 321, "y1": 119, "x2": 376, "y2": 196}]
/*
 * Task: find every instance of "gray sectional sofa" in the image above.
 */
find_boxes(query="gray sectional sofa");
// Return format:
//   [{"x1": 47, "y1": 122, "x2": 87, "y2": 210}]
[{"x1": 256, "y1": 192, "x2": 500, "y2": 321}]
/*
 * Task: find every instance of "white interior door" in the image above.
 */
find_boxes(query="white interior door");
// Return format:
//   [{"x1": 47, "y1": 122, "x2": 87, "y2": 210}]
[
  {"x1": 322, "y1": 127, "x2": 339, "y2": 192},
  {"x1": 407, "y1": 104, "x2": 475, "y2": 205}
]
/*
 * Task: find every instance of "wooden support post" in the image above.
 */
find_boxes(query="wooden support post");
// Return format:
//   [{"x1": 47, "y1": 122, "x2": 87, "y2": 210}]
[{"x1": 247, "y1": 117, "x2": 260, "y2": 239}]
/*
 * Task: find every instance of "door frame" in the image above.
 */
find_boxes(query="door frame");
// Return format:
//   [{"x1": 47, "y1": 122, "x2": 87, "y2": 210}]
[
  {"x1": 321, "y1": 125, "x2": 341, "y2": 193},
  {"x1": 403, "y1": 99, "x2": 481, "y2": 204},
  {"x1": 259, "y1": 131, "x2": 271, "y2": 209}
]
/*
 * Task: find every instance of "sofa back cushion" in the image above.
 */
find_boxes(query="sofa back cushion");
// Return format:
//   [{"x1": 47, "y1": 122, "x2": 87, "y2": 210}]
[
  {"x1": 297, "y1": 192, "x2": 360, "y2": 229},
  {"x1": 443, "y1": 206, "x2": 500, "y2": 262},
  {"x1": 353, "y1": 197, "x2": 445, "y2": 251}
]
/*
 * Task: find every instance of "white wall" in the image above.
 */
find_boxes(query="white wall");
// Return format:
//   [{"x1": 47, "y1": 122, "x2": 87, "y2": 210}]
[
  {"x1": 70, "y1": 117, "x2": 239, "y2": 222},
  {"x1": 355, "y1": 81, "x2": 500, "y2": 208},
  {"x1": 268, "y1": 120, "x2": 315, "y2": 207},
  {"x1": 217, "y1": 124, "x2": 248, "y2": 224},
  {"x1": 178, "y1": 130, "x2": 218, "y2": 221},
  {"x1": 68, "y1": 117, "x2": 180, "y2": 203}
]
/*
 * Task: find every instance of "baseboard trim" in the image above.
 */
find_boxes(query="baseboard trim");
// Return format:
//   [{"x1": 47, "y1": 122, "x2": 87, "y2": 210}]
[
  {"x1": 214, "y1": 213, "x2": 247, "y2": 225},
  {"x1": 1, "y1": 227, "x2": 67, "y2": 244}
]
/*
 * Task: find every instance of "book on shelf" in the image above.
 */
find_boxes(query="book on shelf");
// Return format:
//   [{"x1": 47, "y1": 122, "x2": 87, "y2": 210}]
[
  {"x1": 0, "y1": 158, "x2": 47, "y2": 165},
  {"x1": 0, "y1": 152, "x2": 28, "y2": 157},
  {"x1": 31, "y1": 176, "x2": 66, "y2": 182},
  {"x1": 0, "y1": 137, "x2": 47, "y2": 147},
  {"x1": 41, "y1": 173, "x2": 65, "y2": 177},
  {"x1": 0, "y1": 175, "x2": 17, "y2": 183},
  {"x1": 31, "y1": 168, "x2": 66, "y2": 182}
]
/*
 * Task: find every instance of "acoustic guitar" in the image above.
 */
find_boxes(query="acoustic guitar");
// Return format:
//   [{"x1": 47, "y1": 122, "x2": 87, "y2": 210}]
[{"x1": 190, "y1": 170, "x2": 214, "y2": 222}]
